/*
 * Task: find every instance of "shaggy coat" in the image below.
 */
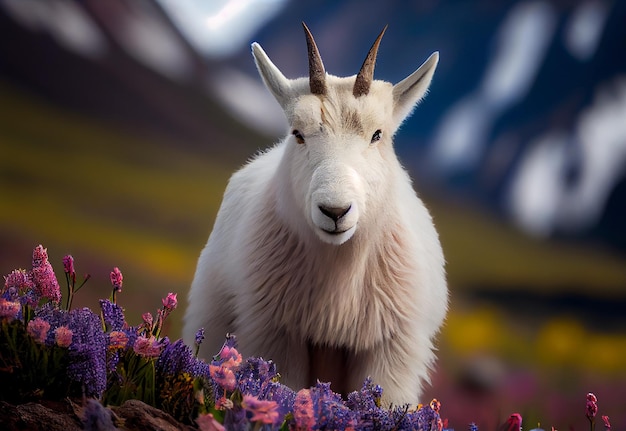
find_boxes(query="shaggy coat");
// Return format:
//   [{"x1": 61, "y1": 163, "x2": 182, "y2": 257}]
[{"x1": 184, "y1": 25, "x2": 448, "y2": 407}]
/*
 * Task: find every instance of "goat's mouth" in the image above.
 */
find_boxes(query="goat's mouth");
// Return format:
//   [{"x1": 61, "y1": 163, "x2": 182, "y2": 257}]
[{"x1": 321, "y1": 228, "x2": 350, "y2": 235}]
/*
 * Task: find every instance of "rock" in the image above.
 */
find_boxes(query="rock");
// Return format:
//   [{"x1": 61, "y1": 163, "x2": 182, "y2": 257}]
[
  {"x1": 111, "y1": 399, "x2": 196, "y2": 431},
  {"x1": 0, "y1": 398, "x2": 197, "y2": 431},
  {"x1": 0, "y1": 399, "x2": 82, "y2": 431}
]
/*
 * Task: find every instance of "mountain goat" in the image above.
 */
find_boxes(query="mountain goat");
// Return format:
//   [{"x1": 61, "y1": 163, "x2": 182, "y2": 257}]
[{"x1": 184, "y1": 23, "x2": 448, "y2": 406}]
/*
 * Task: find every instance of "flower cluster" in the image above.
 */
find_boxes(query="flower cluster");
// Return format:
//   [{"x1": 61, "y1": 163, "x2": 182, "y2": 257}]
[{"x1": 0, "y1": 245, "x2": 620, "y2": 431}]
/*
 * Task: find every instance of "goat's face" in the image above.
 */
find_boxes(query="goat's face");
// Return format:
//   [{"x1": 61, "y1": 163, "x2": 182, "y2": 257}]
[{"x1": 252, "y1": 24, "x2": 438, "y2": 245}]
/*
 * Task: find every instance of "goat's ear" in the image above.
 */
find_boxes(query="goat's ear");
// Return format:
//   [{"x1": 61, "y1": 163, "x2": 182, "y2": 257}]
[
  {"x1": 252, "y1": 42, "x2": 293, "y2": 109},
  {"x1": 392, "y1": 52, "x2": 439, "y2": 128}
]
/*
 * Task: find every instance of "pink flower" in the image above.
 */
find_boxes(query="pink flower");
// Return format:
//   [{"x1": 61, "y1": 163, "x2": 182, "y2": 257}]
[
  {"x1": 219, "y1": 345, "x2": 242, "y2": 368},
  {"x1": 62, "y1": 255, "x2": 75, "y2": 275},
  {"x1": 209, "y1": 364, "x2": 237, "y2": 392},
  {"x1": 242, "y1": 394, "x2": 280, "y2": 425},
  {"x1": 110, "y1": 267, "x2": 123, "y2": 292},
  {"x1": 142, "y1": 312, "x2": 153, "y2": 328},
  {"x1": 4, "y1": 269, "x2": 33, "y2": 293},
  {"x1": 0, "y1": 298, "x2": 21, "y2": 321},
  {"x1": 602, "y1": 415, "x2": 611, "y2": 430},
  {"x1": 32, "y1": 244, "x2": 48, "y2": 267},
  {"x1": 500, "y1": 413, "x2": 522, "y2": 431},
  {"x1": 27, "y1": 317, "x2": 51, "y2": 344},
  {"x1": 586, "y1": 393, "x2": 598, "y2": 421},
  {"x1": 109, "y1": 331, "x2": 129, "y2": 349},
  {"x1": 293, "y1": 389, "x2": 315, "y2": 430},
  {"x1": 196, "y1": 413, "x2": 225, "y2": 431},
  {"x1": 133, "y1": 335, "x2": 162, "y2": 358},
  {"x1": 161, "y1": 292, "x2": 178, "y2": 311},
  {"x1": 31, "y1": 246, "x2": 61, "y2": 304},
  {"x1": 54, "y1": 326, "x2": 73, "y2": 347}
]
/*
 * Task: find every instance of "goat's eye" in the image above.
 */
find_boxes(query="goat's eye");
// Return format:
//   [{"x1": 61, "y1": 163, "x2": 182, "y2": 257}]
[
  {"x1": 371, "y1": 129, "x2": 382, "y2": 144},
  {"x1": 292, "y1": 129, "x2": 305, "y2": 144}
]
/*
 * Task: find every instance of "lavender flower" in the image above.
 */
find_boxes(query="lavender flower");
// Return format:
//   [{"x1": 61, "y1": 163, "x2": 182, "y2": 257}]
[
  {"x1": 100, "y1": 299, "x2": 125, "y2": 331},
  {"x1": 67, "y1": 307, "x2": 108, "y2": 398},
  {"x1": 469, "y1": 422, "x2": 479, "y2": 431},
  {"x1": 156, "y1": 338, "x2": 199, "y2": 377},
  {"x1": 195, "y1": 328, "x2": 205, "y2": 346}
]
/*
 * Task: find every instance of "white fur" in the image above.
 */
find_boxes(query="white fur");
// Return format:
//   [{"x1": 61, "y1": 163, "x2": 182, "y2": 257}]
[{"x1": 184, "y1": 35, "x2": 447, "y2": 407}]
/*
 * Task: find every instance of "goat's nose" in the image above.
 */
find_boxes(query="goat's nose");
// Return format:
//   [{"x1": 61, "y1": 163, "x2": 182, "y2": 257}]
[{"x1": 319, "y1": 204, "x2": 351, "y2": 221}]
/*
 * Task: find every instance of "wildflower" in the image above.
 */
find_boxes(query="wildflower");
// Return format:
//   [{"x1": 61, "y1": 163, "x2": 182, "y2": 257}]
[
  {"x1": 100, "y1": 299, "x2": 125, "y2": 331},
  {"x1": 109, "y1": 331, "x2": 129, "y2": 349},
  {"x1": 218, "y1": 344, "x2": 242, "y2": 368},
  {"x1": 27, "y1": 317, "x2": 51, "y2": 343},
  {"x1": 430, "y1": 398, "x2": 441, "y2": 413},
  {"x1": 141, "y1": 312, "x2": 153, "y2": 330},
  {"x1": 294, "y1": 388, "x2": 315, "y2": 430},
  {"x1": 209, "y1": 363, "x2": 237, "y2": 392},
  {"x1": 161, "y1": 292, "x2": 177, "y2": 311},
  {"x1": 67, "y1": 307, "x2": 108, "y2": 398},
  {"x1": 31, "y1": 246, "x2": 61, "y2": 304},
  {"x1": 469, "y1": 422, "x2": 479, "y2": 431},
  {"x1": 586, "y1": 393, "x2": 598, "y2": 421},
  {"x1": 196, "y1": 413, "x2": 225, "y2": 431},
  {"x1": 216, "y1": 396, "x2": 234, "y2": 410},
  {"x1": 133, "y1": 335, "x2": 162, "y2": 358},
  {"x1": 110, "y1": 267, "x2": 123, "y2": 291},
  {"x1": 3, "y1": 269, "x2": 33, "y2": 298},
  {"x1": 602, "y1": 415, "x2": 611, "y2": 431},
  {"x1": 242, "y1": 394, "x2": 280, "y2": 425},
  {"x1": 54, "y1": 325, "x2": 73, "y2": 348},
  {"x1": 0, "y1": 298, "x2": 21, "y2": 321},
  {"x1": 500, "y1": 413, "x2": 523, "y2": 431},
  {"x1": 156, "y1": 339, "x2": 199, "y2": 377},
  {"x1": 62, "y1": 255, "x2": 75, "y2": 276}
]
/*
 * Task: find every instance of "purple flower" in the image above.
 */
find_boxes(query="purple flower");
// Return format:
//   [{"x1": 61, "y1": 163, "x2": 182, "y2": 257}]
[
  {"x1": 586, "y1": 393, "x2": 598, "y2": 421},
  {"x1": 110, "y1": 267, "x2": 123, "y2": 292},
  {"x1": 54, "y1": 325, "x2": 73, "y2": 348},
  {"x1": 469, "y1": 423, "x2": 479, "y2": 431},
  {"x1": 27, "y1": 317, "x2": 51, "y2": 343},
  {"x1": 100, "y1": 299, "x2": 125, "y2": 331},
  {"x1": 156, "y1": 338, "x2": 204, "y2": 377},
  {"x1": 67, "y1": 307, "x2": 108, "y2": 398}
]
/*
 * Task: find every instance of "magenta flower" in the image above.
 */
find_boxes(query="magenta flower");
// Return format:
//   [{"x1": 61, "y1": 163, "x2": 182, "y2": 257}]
[
  {"x1": 0, "y1": 298, "x2": 21, "y2": 321},
  {"x1": 586, "y1": 392, "x2": 598, "y2": 421},
  {"x1": 133, "y1": 335, "x2": 162, "y2": 358},
  {"x1": 242, "y1": 394, "x2": 280, "y2": 425},
  {"x1": 161, "y1": 292, "x2": 178, "y2": 311},
  {"x1": 196, "y1": 413, "x2": 225, "y2": 431},
  {"x1": 31, "y1": 245, "x2": 61, "y2": 304},
  {"x1": 500, "y1": 413, "x2": 522, "y2": 431},
  {"x1": 62, "y1": 255, "x2": 75, "y2": 275},
  {"x1": 602, "y1": 415, "x2": 611, "y2": 430},
  {"x1": 4, "y1": 269, "x2": 33, "y2": 294},
  {"x1": 110, "y1": 267, "x2": 123, "y2": 292},
  {"x1": 27, "y1": 317, "x2": 51, "y2": 344},
  {"x1": 219, "y1": 345, "x2": 243, "y2": 368},
  {"x1": 142, "y1": 312, "x2": 153, "y2": 328},
  {"x1": 54, "y1": 326, "x2": 73, "y2": 348}
]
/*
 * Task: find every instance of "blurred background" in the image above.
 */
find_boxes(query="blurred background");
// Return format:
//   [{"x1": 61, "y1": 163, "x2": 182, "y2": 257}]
[{"x1": 1, "y1": 0, "x2": 625, "y2": 428}]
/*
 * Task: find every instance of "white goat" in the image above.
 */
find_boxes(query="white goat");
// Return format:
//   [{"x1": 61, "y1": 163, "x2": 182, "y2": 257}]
[{"x1": 184, "y1": 23, "x2": 448, "y2": 407}]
